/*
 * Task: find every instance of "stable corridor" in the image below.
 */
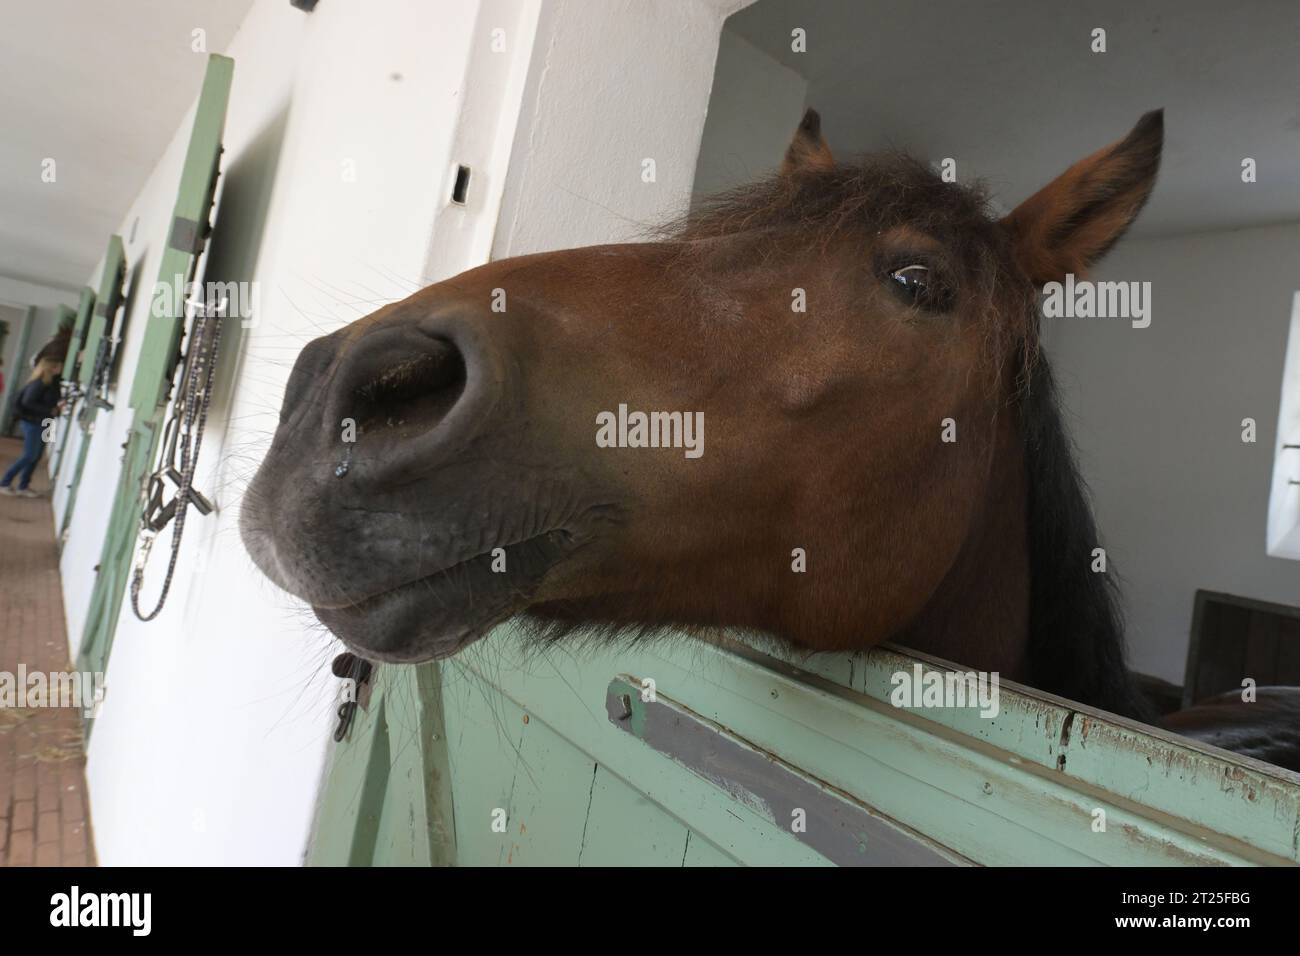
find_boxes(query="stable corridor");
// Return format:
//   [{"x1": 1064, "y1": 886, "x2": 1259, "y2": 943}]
[{"x1": 0, "y1": 436, "x2": 95, "y2": 866}]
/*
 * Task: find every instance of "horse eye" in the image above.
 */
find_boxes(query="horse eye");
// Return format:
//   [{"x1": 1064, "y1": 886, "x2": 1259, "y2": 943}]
[
  {"x1": 889, "y1": 264, "x2": 930, "y2": 297},
  {"x1": 886, "y1": 263, "x2": 951, "y2": 311}
]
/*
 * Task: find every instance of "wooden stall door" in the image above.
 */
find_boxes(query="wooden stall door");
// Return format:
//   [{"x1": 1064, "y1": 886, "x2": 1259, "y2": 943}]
[
  {"x1": 59, "y1": 238, "x2": 125, "y2": 546},
  {"x1": 1184, "y1": 590, "x2": 1300, "y2": 706},
  {"x1": 308, "y1": 622, "x2": 1300, "y2": 867},
  {"x1": 49, "y1": 286, "x2": 96, "y2": 483}
]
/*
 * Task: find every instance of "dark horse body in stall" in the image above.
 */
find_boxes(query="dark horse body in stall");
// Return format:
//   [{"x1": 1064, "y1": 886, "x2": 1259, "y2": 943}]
[{"x1": 241, "y1": 108, "x2": 1300, "y2": 772}]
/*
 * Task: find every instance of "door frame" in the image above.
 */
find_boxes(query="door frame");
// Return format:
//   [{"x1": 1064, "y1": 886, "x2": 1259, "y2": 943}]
[
  {"x1": 57, "y1": 237, "x2": 126, "y2": 548},
  {"x1": 49, "y1": 286, "x2": 97, "y2": 483}
]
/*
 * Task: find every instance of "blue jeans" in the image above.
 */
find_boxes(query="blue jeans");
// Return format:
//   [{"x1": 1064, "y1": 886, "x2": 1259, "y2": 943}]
[{"x1": 1, "y1": 419, "x2": 47, "y2": 490}]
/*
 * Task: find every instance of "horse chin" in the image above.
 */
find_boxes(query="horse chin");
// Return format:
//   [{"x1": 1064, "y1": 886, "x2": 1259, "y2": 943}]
[{"x1": 311, "y1": 528, "x2": 577, "y2": 664}]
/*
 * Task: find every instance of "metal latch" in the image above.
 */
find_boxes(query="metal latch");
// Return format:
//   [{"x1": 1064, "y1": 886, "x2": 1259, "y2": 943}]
[{"x1": 332, "y1": 653, "x2": 375, "y2": 741}]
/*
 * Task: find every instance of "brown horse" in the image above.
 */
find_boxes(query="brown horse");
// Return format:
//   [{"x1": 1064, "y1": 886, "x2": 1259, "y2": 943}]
[{"x1": 241, "y1": 109, "x2": 1298, "y2": 770}]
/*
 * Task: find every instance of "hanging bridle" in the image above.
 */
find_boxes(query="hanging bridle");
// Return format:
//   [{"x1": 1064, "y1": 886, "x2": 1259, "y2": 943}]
[{"x1": 129, "y1": 292, "x2": 225, "y2": 621}]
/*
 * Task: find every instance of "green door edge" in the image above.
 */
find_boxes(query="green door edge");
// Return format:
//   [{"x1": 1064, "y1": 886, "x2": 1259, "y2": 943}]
[
  {"x1": 49, "y1": 286, "x2": 96, "y2": 484},
  {"x1": 63, "y1": 287, "x2": 97, "y2": 383},
  {"x1": 58, "y1": 238, "x2": 127, "y2": 548},
  {"x1": 76, "y1": 54, "x2": 235, "y2": 728}
]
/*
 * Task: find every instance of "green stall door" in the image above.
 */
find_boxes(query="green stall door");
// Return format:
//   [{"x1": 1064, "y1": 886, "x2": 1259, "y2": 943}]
[
  {"x1": 62, "y1": 286, "x2": 97, "y2": 382},
  {"x1": 77, "y1": 54, "x2": 234, "y2": 700},
  {"x1": 309, "y1": 628, "x2": 1300, "y2": 867},
  {"x1": 58, "y1": 238, "x2": 126, "y2": 547},
  {"x1": 77, "y1": 241, "x2": 127, "y2": 395},
  {"x1": 49, "y1": 287, "x2": 96, "y2": 483}
]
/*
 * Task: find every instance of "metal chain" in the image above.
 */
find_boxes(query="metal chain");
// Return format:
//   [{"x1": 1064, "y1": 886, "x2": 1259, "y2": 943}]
[{"x1": 130, "y1": 300, "x2": 225, "y2": 621}]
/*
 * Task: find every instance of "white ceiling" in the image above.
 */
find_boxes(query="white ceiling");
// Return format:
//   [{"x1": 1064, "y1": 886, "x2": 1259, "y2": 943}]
[
  {"x1": 0, "y1": 0, "x2": 254, "y2": 290},
  {"x1": 4, "y1": 0, "x2": 1295, "y2": 294},
  {"x1": 728, "y1": 0, "x2": 1300, "y2": 237}
]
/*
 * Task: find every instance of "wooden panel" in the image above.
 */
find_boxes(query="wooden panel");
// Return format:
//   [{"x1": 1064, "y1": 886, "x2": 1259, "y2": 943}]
[
  {"x1": 1277, "y1": 617, "x2": 1300, "y2": 685},
  {"x1": 328, "y1": 659, "x2": 765, "y2": 867},
  {"x1": 494, "y1": 716, "x2": 600, "y2": 866},
  {"x1": 309, "y1": 611, "x2": 1300, "y2": 867},
  {"x1": 443, "y1": 665, "x2": 595, "y2": 866},
  {"x1": 440, "y1": 664, "x2": 528, "y2": 865},
  {"x1": 464, "y1": 632, "x2": 1300, "y2": 865},
  {"x1": 680, "y1": 831, "x2": 740, "y2": 867},
  {"x1": 1194, "y1": 599, "x2": 1250, "y2": 700},
  {"x1": 1244, "y1": 610, "x2": 1281, "y2": 687},
  {"x1": 1187, "y1": 590, "x2": 1300, "y2": 702},
  {"x1": 310, "y1": 627, "x2": 1300, "y2": 865},
  {"x1": 453, "y1": 645, "x2": 833, "y2": 867},
  {"x1": 577, "y1": 765, "x2": 691, "y2": 866}
]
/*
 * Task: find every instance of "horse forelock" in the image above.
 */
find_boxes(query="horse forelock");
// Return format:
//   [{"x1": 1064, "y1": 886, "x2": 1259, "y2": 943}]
[{"x1": 662, "y1": 154, "x2": 1041, "y2": 390}]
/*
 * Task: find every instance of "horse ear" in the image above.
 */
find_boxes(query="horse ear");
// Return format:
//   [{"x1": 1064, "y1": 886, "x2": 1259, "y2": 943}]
[
  {"x1": 782, "y1": 108, "x2": 835, "y2": 174},
  {"x1": 1001, "y1": 109, "x2": 1163, "y2": 284}
]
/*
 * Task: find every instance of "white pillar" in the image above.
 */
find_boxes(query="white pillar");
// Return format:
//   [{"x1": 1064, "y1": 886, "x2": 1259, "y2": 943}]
[{"x1": 494, "y1": 0, "x2": 755, "y2": 257}]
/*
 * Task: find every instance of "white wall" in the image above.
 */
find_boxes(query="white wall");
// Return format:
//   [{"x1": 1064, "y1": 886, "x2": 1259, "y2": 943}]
[
  {"x1": 691, "y1": 28, "x2": 807, "y2": 201},
  {"x1": 494, "y1": 0, "x2": 751, "y2": 257},
  {"x1": 1267, "y1": 292, "x2": 1300, "y2": 558},
  {"x1": 0, "y1": 274, "x2": 79, "y2": 314},
  {"x1": 54, "y1": 0, "x2": 531, "y2": 865},
  {"x1": 53, "y1": 0, "x2": 310, "y2": 868},
  {"x1": 1046, "y1": 222, "x2": 1300, "y2": 682}
]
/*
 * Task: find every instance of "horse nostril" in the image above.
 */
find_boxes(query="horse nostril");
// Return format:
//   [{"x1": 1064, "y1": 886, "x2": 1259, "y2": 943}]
[
  {"x1": 350, "y1": 337, "x2": 467, "y2": 439},
  {"x1": 281, "y1": 334, "x2": 342, "y2": 425}
]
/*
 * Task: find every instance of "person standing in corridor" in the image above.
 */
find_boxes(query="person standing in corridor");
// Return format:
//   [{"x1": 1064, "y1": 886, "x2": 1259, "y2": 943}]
[{"x1": 1, "y1": 356, "x2": 64, "y2": 497}]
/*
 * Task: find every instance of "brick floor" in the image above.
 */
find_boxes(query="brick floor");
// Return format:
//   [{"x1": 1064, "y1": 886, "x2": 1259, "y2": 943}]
[{"x1": 0, "y1": 435, "x2": 96, "y2": 866}]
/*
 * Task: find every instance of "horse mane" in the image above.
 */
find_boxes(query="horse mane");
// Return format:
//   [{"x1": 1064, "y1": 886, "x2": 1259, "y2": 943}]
[
  {"x1": 669, "y1": 153, "x2": 1005, "y2": 254},
  {"x1": 1018, "y1": 350, "x2": 1155, "y2": 721}
]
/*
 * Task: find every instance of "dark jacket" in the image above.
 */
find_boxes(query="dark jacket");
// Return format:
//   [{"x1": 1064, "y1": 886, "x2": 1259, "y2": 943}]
[{"x1": 15, "y1": 377, "x2": 61, "y2": 425}]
